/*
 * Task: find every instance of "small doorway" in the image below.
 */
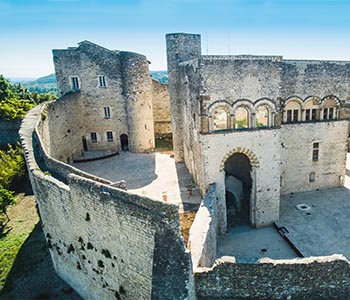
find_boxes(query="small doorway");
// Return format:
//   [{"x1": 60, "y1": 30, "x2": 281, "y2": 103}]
[
  {"x1": 82, "y1": 137, "x2": 88, "y2": 151},
  {"x1": 120, "y1": 134, "x2": 129, "y2": 151},
  {"x1": 224, "y1": 153, "x2": 252, "y2": 227}
]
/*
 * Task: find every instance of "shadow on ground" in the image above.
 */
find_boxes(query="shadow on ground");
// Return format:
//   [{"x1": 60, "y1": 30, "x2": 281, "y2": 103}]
[{"x1": 0, "y1": 222, "x2": 81, "y2": 300}]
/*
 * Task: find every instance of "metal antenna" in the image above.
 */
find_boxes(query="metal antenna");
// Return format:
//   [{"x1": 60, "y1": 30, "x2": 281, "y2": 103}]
[{"x1": 206, "y1": 34, "x2": 208, "y2": 55}]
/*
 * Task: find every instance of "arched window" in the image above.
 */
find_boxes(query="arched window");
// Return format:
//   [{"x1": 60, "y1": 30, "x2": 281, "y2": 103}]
[
  {"x1": 256, "y1": 105, "x2": 269, "y2": 127},
  {"x1": 304, "y1": 98, "x2": 319, "y2": 121},
  {"x1": 235, "y1": 106, "x2": 249, "y2": 129},
  {"x1": 212, "y1": 107, "x2": 229, "y2": 130},
  {"x1": 322, "y1": 98, "x2": 337, "y2": 120},
  {"x1": 309, "y1": 172, "x2": 316, "y2": 182},
  {"x1": 284, "y1": 100, "x2": 302, "y2": 123}
]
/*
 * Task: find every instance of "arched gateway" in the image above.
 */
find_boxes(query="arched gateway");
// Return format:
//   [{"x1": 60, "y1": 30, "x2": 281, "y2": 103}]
[{"x1": 221, "y1": 148, "x2": 259, "y2": 228}]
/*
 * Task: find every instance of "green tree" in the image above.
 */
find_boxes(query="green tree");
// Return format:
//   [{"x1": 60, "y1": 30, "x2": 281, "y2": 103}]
[
  {"x1": 0, "y1": 145, "x2": 25, "y2": 189},
  {"x1": 0, "y1": 186, "x2": 15, "y2": 223},
  {"x1": 0, "y1": 76, "x2": 34, "y2": 119},
  {"x1": 0, "y1": 75, "x2": 12, "y2": 101},
  {"x1": 10, "y1": 83, "x2": 34, "y2": 104}
]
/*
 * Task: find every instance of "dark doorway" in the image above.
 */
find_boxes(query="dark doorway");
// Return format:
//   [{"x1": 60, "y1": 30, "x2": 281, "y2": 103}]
[
  {"x1": 224, "y1": 153, "x2": 252, "y2": 227},
  {"x1": 120, "y1": 134, "x2": 129, "y2": 151},
  {"x1": 82, "y1": 137, "x2": 88, "y2": 151}
]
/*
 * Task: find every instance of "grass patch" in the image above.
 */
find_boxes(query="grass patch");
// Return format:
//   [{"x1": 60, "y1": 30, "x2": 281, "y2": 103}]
[
  {"x1": 0, "y1": 232, "x2": 31, "y2": 288},
  {"x1": 155, "y1": 138, "x2": 173, "y2": 152},
  {"x1": 0, "y1": 192, "x2": 38, "y2": 292}
]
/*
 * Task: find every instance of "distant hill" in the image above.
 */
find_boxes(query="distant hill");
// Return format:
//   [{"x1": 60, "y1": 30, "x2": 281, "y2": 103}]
[
  {"x1": 19, "y1": 74, "x2": 57, "y2": 94},
  {"x1": 31, "y1": 73, "x2": 56, "y2": 85},
  {"x1": 9, "y1": 71, "x2": 168, "y2": 94}
]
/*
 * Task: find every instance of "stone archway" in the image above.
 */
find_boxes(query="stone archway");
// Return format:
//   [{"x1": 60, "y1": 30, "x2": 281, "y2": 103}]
[
  {"x1": 224, "y1": 153, "x2": 252, "y2": 227},
  {"x1": 221, "y1": 148, "x2": 259, "y2": 228}
]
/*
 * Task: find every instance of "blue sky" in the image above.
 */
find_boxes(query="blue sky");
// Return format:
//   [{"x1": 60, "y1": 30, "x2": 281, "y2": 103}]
[{"x1": 1, "y1": 0, "x2": 350, "y2": 78}]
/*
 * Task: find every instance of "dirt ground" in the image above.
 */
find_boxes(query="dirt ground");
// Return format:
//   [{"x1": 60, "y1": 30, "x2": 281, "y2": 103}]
[{"x1": 179, "y1": 211, "x2": 197, "y2": 246}]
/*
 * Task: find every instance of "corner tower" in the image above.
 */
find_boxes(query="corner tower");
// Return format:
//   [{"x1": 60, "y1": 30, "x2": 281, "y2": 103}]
[
  {"x1": 121, "y1": 52, "x2": 155, "y2": 152},
  {"x1": 166, "y1": 33, "x2": 201, "y2": 161}
]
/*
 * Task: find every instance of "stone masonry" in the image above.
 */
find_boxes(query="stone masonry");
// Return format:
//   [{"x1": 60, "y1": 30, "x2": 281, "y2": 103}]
[
  {"x1": 166, "y1": 33, "x2": 350, "y2": 232},
  {"x1": 18, "y1": 34, "x2": 350, "y2": 300}
]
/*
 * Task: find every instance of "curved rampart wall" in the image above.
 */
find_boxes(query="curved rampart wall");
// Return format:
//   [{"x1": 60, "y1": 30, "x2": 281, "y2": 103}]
[
  {"x1": 39, "y1": 92, "x2": 85, "y2": 163},
  {"x1": 20, "y1": 105, "x2": 193, "y2": 300}
]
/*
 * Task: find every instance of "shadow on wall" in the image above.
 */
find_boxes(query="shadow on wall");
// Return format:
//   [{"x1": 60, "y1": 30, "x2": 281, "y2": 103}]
[{"x1": 72, "y1": 152, "x2": 157, "y2": 189}]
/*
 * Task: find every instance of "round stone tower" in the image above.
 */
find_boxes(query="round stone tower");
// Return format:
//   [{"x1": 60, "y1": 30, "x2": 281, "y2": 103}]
[{"x1": 121, "y1": 52, "x2": 155, "y2": 152}]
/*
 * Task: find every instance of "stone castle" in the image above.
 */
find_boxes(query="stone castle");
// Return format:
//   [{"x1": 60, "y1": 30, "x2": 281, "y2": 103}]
[{"x1": 20, "y1": 33, "x2": 350, "y2": 299}]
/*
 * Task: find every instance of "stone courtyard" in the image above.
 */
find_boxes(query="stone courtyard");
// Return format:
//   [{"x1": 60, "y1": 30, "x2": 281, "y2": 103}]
[
  {"x1": 73, "y1": 152, "x2": 350, "y2": 263},
  {"x1": 73, "y1": 151, "x2": 202, "y2": 212},
  {"x1": 218, "y1": 187, "x2": 350, "y2": 263}
]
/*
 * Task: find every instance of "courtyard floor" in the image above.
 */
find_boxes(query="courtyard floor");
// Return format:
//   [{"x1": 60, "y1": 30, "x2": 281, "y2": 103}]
[
  {"x1": 218, "y1": 187, "x2": 350, "y2": 263},
  {"x1": 276, "y1": 187, "x2": 350, "y2": 258},
  {"x1": 72, "y1": 151, "x2": 202, "y2": 212},
  {"x1": 73, "y1": 154, "x2": 350, "y2": 262}
]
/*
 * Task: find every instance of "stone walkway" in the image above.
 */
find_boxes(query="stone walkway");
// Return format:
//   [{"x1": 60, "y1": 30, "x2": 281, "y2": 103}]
[{"x1": 73, "y1": 152, "x2": 202, "y2": 211}]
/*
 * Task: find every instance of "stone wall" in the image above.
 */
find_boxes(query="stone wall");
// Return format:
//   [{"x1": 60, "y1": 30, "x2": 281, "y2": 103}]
[
  {"x1": 20, "y1": 105, "x2": 193, "y2": 300},
  {"x1": 281, "y1": 121, "x2": 348, "y2": 194},
  {"x1": 166, "y1": 32, "x2": 350, "y2": 233},
  {"x1": 188, "y1": 184, "x2": 217, "y2": 269},
  {"x1": 0, "y1": 119, "x2": 21, "y2": 145},
  {"x1": 44, "y1": 93, "x2": 84, "y2": 162},
  {"x1": 121, "y1": 52, "x2": 155, "y2": 152},
  {"x1": 200, "y1": 128, "x2": 281, "y2": 231},
  {"x1": 195, "y1": 255, "x2": 350, "y2": 300},
  {"x1": 200, "y1": 55, "x2": 283, "y2": 102},
  {"x1": 200, "y1": 56, "x2": 350, "y2": 104},
  {"x1": 166, "y1": 33, "x2": 201, "y2": 161},
  {"x1": 152, "y1": 79, "x2": 172, "y2": 138},
  {"x1": 53, "y1": 41, "x2": 154, "y2": 153}
]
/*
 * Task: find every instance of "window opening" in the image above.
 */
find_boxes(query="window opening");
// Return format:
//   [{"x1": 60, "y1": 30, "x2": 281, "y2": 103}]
[
  {"x1": 104, "y1": 107, "x2": 110, "y2": 118},
  {"x1": 91, "y1": 132, "x2": 97, "y2": 143},
  {"x1": 71, "y1": 76, "x2": 79, "y2": 90},
  {"x1": 99, "y1": 75, "x2": 106, "y2": 88},
  {"x1": 107, "y1": 131, "x2": 113, "y2": 142},
  {"x1": 312, "y1": 142, "x2": 319, "y2": 161}
]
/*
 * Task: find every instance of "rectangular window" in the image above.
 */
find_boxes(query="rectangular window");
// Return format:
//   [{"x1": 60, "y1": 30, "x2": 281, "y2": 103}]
[
  {"x1": 107, "y1": 131, "x2": 113, "y2": 142},
  {"x1": 323, "y1": 108, "x2": 328, "y2": 120},
  {"x1": 329, "y1": 107, "x2": 334, "y2": 119},
  {"x1": 99, "y1": 75, "x2": 106, "y2": 88},
  {"x1": 91, "y1": 132, "x2": 97, "y2": 143},
  {"x1": 293, "y1": 110, "x2": 298, "y2": 122},
  {"x1": 305, "y1": 109, "x2": 310, "y2": 121},
  {"x1": 71, "y1": 76, "x2": 79, "y2": 90},
  {"x1": 306, "y1": 109, "x2": 317, "y2": 121},
  {"x1": 286, "y1": 109, "x2": 299, "y2": 123},
  {"x1": 104, "y1": 107, "x2": 110, "y2": 118},
  {"x1": 312, "y1": 142, "x2": 319, "y2": 161},
  {"x1": 311, "y1": 109, "x2": 317, "y2": 120}
]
